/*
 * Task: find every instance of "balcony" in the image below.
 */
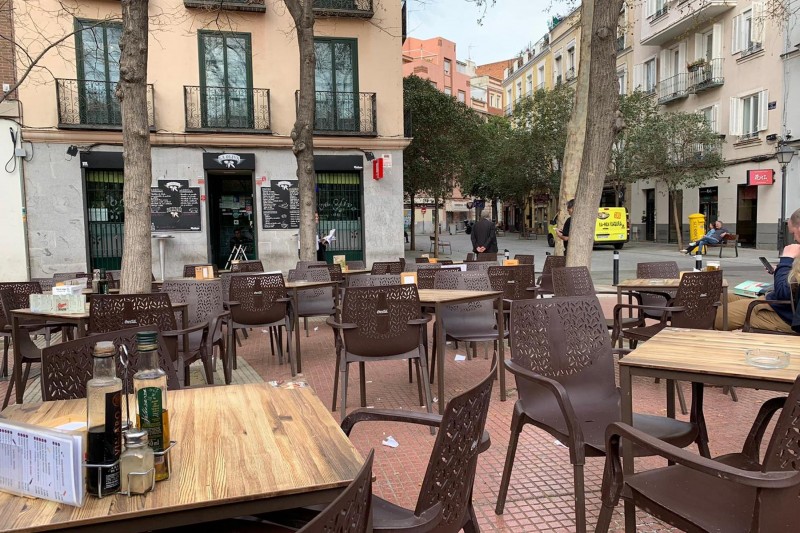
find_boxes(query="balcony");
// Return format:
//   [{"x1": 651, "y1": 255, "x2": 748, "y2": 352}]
[
  {"x1": 642, "y1": 0, "x2": 735, "y2": 46},
  {"x1": 184, "y1": 0, "x2": 265, "y2": 12},
  {"x1": 657, "y1": 73, "x2": 689, "y2": 104},
  {"x1": 688, "y1": 58, "x2": 724, "y2": 93},
  {"x1": 184, "y1": 86, "x2": 271, "y2": 133},
  {"x1": 56, "y1": 79, "x2": 154, "y2": 130},
  {"x1": 313, "y1": 0, "x2": 373, "y2": 18},
  {"x1": 297, "y1": 91, "x2": 377, "y2": 136}
]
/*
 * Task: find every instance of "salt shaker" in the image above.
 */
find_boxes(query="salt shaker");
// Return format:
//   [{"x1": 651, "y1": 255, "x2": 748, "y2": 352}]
[{"x1": 120, "y1": 430, "x2": 155, "y2": 495}]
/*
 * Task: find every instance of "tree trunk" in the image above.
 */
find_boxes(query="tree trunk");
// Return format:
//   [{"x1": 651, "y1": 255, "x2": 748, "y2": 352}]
[
  {"x1": 118, "y1": 0, "x2": 152, "y2": 294},
  {"x1": 565, "y1": 0, "x2": 625, "y2": 268},
  {"x1": 409, "y1": 192, "x2": 416, "y2": 250},
  {"x1": 671, "y1": 192, "x2": 684, "y2": 250},
  {"x1": 556, "y1": 2, "x2": 594, "y2": 258},
  {"x1": 285, "y1": 1, "x2": 316, "y2": 262},
  {"x1": 433, "y1": 196, "x2": 439, "y2": 258}
]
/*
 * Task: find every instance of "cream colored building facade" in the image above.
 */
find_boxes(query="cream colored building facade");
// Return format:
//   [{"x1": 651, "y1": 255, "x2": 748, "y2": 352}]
[
  {"x1": 8, "y1": 0, "x2": 408, "y2": 278},
  {"x1": 629, "y1": 0, "x2": 792, "y2": 248}
]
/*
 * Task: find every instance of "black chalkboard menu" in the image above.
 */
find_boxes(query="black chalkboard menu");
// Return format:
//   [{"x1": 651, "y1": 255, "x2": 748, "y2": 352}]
[
  {"x1": 261, "y1": 180, "x2": 299, "y2": 230},
  {"x1": 150, "y1": 180, "x2": 202, "y2": 231}
]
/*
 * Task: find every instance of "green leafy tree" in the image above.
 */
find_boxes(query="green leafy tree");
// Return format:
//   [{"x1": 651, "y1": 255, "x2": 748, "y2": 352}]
[
  {"x1": 403, "y1": 75, "x2": 482, "y2": 254},
  {"x1": 631, "y1": 111, "x2": 725, "y2": 249}
]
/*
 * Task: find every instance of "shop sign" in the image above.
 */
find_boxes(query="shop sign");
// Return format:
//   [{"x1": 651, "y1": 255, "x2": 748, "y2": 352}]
[
  {"x1": 203, "y1": 152, "x2": 256, "y2": 171},
  {"x1": 747, "y1": 169, "x2": 774, "y2": 186}
]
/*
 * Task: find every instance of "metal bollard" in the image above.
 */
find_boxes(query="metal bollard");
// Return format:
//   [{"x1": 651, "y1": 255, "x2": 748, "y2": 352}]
[
  {"x1": 612, "y1": 250, "x2": 620, "y2": 286},
  {"x1": 695, "y1": 253, "x2": 703, "y2": 271}
]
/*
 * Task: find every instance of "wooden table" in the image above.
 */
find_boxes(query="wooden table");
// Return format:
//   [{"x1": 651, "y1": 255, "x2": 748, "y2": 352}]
[
  {"x1": 0, "y1": 383, "x2": 363, "y2": 532},
  {"x1": 616, "y1": 277, "x2": 730, "y2": 329},
  {"x1": 618, "y1": 327, "x2": 800, "y2": 531},
  {"x1": 285, "y1": 280, "x2": 341, "y2": 375},
  {"x1": 417, "y1": 289, "x2": 506, "y2": 413},
  {"x1": 8, "y1": 303, "x2": 189, "y2": 406}
]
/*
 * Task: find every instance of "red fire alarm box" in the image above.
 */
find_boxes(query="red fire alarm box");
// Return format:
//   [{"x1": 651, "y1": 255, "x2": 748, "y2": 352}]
[{"x1": 373, "y1": 158, "x2": 384, "y2": 180}]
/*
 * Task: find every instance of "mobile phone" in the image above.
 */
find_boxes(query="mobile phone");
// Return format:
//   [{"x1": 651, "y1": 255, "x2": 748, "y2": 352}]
[{"x1": 759, "y1": 257, "x2": 775, "y2": 275}]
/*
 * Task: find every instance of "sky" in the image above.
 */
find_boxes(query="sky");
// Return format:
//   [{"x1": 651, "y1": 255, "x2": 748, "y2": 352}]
[{"x1": 406, "y1": 0, "x2": 572, "y2": 66}]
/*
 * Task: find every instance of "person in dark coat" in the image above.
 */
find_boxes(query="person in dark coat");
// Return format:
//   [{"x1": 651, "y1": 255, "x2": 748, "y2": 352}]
[
  {"x1": 555, "y1": 199, "x2": 575, "y2": 251},
  {"x1": 471, "y1": 212, "x2": 498, "y2": 254}
]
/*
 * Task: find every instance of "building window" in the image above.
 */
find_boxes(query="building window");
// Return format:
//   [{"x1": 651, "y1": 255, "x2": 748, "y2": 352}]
[
  {"x1": 526, "y1": 73, "x2": 533, "y2": 93},
  {"x1": 444, "y1": 59, "x2": 452, "y2": 75},
  {"x1": 75, "y1": 19, "x2": 123, "y2": 125},
  {"x1": 554, "y1": 55, "x2": 562, "y2": 84},
  {"x1": 699, "y1": 105, "x2": 717, "y2": 133},
  {"x1": 617, "y1": 69, "x2": 626, "y2": 95},
  {"x1": 732, "y1": 3, "x2": 764, "y2": 55},
  {"x1": 567, "y1": 46, "x2": 575, "y2": 73},
  {"x1": 457, "y1": 90, "x2": 465, "y2": 103},
  {"x1": 646, "y1": 0, "x2": 667, "y2": 18},
  {"x1": 314, "y1": 38, "x2": 359, "y2": 131},
  {"x1": 537, "y1": 65, "x2": 545, "y2": 89},
  {"x1": 644, "y1": 58, "x2": 656, "y2": 94},
  {"x1": 730, "y1": 90, "x2": 767, "y2": 139},
  {"x1": 516, "y1": 80, "x2": 522, "y2": 98},
  {"x1": 199, "y1": 31, "x2": 254, "y2": 129},
  {"x1": 444, "y1": 86, "x2": 452, "y2": 96}
]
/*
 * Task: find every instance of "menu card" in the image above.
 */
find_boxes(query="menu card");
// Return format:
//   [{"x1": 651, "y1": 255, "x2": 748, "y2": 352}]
[{"x1": 0, "y1": 419, "x2": 85, "y2": 507}]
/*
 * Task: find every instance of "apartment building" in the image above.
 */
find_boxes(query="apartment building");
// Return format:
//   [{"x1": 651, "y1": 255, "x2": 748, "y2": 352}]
[
  {"x1": 629, "y1": 0, "x2": 794, "y2": 248},
  {"x1": 548, "y1": 8, "x2": 581, "y2": 89},
  {"x1": 617, "y1": 3, "x2": 634, "y2": 97},
  {"x1": 402, "y1": 36, "x2": 475, "y2": 105},
  {"x1": 500, "y1": 36, "x2": 552, "y2": 116},
  {"x1": 9, "y1": 0, "x2": 408, "y2": 278},
  {"x1": 472, "y1": 60, "x2": 513, "y2": 116}
]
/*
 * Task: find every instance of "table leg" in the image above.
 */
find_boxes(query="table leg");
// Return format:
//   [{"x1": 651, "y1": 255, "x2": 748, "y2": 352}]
[
  {"x1": 496, "y1": 296, "x2": 506, "y2": 402},
  {"x1": 3, "y1": 315, "x2": 23, "y2": 409},
  {"x1": 293, "y1": 288, "x2": 302, "y2": 376},
  {"x1": 436, "y1": 302, "x2": 445, "y2": 415},
  {"x1": 225, "y1": 320, "x2": 234, "y2": 384},
  {"x1": 666, "y1": 379, "x2": 676, "y2": 419},
  {"x1": 76, "y1": 318, "x2": 87, "y2": 338},
  {"x1": 620, "y1": 365, "x2": 636, "y2": 532}
]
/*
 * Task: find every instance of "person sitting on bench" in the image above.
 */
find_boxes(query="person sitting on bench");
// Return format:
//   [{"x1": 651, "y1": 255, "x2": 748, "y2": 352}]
[{"x1": 684, "y1": 220, "x2": 729, "y2": 255}]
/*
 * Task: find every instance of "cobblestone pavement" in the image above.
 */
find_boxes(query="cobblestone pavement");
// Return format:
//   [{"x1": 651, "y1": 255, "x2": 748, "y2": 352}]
[{"x1": 0, "y1": 289, "x2": 780, "y2": 532}]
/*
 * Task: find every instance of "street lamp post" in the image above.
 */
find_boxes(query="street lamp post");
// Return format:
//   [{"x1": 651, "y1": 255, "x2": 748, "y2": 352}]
[{"x1": 776, "y1": 143, "x2": 796, "y2": 251}]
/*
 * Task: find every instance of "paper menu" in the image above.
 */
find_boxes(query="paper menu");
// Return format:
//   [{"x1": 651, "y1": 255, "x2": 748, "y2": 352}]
[{"x1": 0, "y1": 420, "x2": 85, "y2": 507}]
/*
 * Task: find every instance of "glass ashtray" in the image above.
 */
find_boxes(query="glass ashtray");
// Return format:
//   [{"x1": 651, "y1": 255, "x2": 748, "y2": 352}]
[{"x1": 745, "y1": 349, "x2": 790, "y2": 369}]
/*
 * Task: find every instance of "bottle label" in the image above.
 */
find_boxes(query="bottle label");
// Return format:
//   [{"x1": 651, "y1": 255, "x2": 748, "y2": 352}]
[
  {"x1": 137, "y1": 387, "x2": 165, "y2": 452},
  {"x1": 86, "y1": 391, "x2": 122, "y2": 496}
]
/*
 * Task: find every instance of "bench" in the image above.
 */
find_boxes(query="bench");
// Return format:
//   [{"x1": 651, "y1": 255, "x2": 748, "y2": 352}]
[{"x1": 703, "y1": 233, "x2": 739, "y2": 257}]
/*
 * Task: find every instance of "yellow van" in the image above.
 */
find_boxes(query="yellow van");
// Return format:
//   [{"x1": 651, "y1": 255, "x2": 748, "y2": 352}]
[{"x1": 548, "y1": 207, "x2": 629, "y2": 250}]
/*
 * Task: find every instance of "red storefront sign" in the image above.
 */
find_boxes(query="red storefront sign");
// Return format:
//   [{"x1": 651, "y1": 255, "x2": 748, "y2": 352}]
[{"x1": 747, "y1": 169, "x2": 774, "y2": 186}]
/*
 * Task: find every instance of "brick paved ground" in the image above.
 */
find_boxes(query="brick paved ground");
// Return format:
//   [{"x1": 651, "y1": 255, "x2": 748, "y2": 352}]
[{"x1": 0, "y1": 294, "x2": 779, "y2": 532}]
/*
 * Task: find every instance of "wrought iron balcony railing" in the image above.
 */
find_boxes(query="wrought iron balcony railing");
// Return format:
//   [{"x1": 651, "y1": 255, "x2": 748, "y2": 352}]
[
  {"x1": 688, "y1": 58, "x2": 724, "y2": 92},
  {"x1": 56, "y1": 79, "x2": 154, "y2": 129},
  {"x1": 184, "y1": 86, "x2": 271, "y2": 132},
  {"x1": 296, "y1": 90, "x2": 377, "y2": 136},
  {"x1": 183, "y1": 0, "x2": 266, "y2": 13},
  {"x1": 313, "y1": 0, "x2": 373, "y2": 18},
  {"x1": 657, "y1": 73, "x2": 689, "y2": 104}
]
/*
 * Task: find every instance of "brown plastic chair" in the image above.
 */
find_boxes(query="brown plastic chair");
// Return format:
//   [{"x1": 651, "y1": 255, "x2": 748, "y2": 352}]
[
  {"x1": 348, "y1": 274, "x2": 400, "y2": 288},
  {"x1": 552, "y1": 266, "x2": 644, "y2": 341},
  {"x1": 341, "y1": 360, "x2": 495, "y2": 533},
  {"x1": 371, "y1": 261, "x2": 403, "y2": 275},
  {"x1": 41, "y1": 326, "x2": 180, "y2": 401},
  {"x1": 504, "y1": 265, "x2": 537, "y2": 302},
  {"x1": 104, "y1": 270, "x2": 121, "y2": 290},
  {"x1": 53, "y1": 272, "x2": 89, "y2": 285},
  {"x1": 88, "y1": 293, "x2": 213, "y2": 386},
  {"x1": 464, "y1": 261, "x2": 495, "y2": 272},
  {"x1": 309, "y1": 263, "x2": 344, "y2": 283},
  {"x1": 465, "y1": 253, "x2": 475, "y2": 262},
  {"x1": 417, "y1": 267, "x2": 440, "y2": 290},
  {"x1": 596, "y1": 376, "x2": 800, "y2": 533},
  {"x1": 228, "y1": 273, "x2": 295, "y2": 375},
  {"x1": 162, "y1": 279, "x2": 230, "y2": 384},
  {"x1": 430, "y1": 270, "x2": 505, "y2": 377},
  {"x1": 636, "y1": 261, "x2": 679, "y2": 320},
  {"x1": 182, "y1": 264, "x2": 219, "y2": 278},
  {"x1": 295, "y1": 260, "x2": 326, "y2": 273},
  {"x1": 416, "y1": 257, "x2": 431, "y2": 264},
  {"x1": 288, "y1": 267, "x2": 336, "y2": 338},
  {"x1": 327, "y1": 284, "x2": 432, "y2": 420},
  {"x1": 346, "y1": 260, "x2": 366, "y2": 270},
  {"x1": 495, "y1": 297, "x2": 705, "y2": 532},
  {"x1": 487, "y1": 266, "x2": 511, "y2": 293},
  {"x1": 31, "y1": 277, "x2": 55, "y2": 292},
  {"x1": 231, "y1": 260, "x2": 264, "y2": 273},
  {"x1": 475, "y1": 252, "x2": 496, "y2": 262},
  {"x1": 742, "y1": 284, "x2": 798, "y2": 335},
  {"x1": 532, "y1": 255, "x2": 566, "y2": 297},
  {"x1": 514, "y1": 254, "x2": 535, "y2": 265}
]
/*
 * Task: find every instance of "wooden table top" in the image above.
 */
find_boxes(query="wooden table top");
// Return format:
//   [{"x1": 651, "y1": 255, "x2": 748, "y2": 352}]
[
  {"x1": 417, "y1": 289, "x2": 502, "y2": 304},
  {"x1": 285, "y1": 280, "x2": 339, "y2": 289},
  {"x1": 620, "y1": 328, "x2": 800, "y2": 384},
  {"x1": 12, "y1": 302, "x2": 189, "y2": 321},
  {"x1": 617, "y1": 278, "x2": 729, "y2": 289},
  {"x1": 0, "y1": 383, "x2": 363, "y2": 532}
]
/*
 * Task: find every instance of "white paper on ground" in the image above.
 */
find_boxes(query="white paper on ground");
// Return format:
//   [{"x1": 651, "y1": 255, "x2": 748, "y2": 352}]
[
  {"x1": 454, "y1": 354, "x2": 467, "y2": 361},
  {"x1": 382, "y1": 436, "x2": 399, "y2": 448}
]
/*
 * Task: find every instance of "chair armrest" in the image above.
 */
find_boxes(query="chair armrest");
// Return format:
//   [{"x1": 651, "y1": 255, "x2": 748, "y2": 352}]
[
  {"x1": 742, "y1": 396, "x2": 787, "y2": 461},
  {"x1": 381, "y1": 502, "x2": 442, "y2": 533},
  {"x1": 505, "y1": 359, "x2": 586, "y2": 463},
  {"x1": 341, "y1": 408, "x2": 443, "y2": 436},
  {"x1": 613, "y1": 303, "x2": 684, "y2": 327},
  {"x1": 743, "y1": 300, "x2": 793, "y2": 332},
  {"x1": 161, "y1": 322, "x2": 209, "y2": 337},
  {"x1": 408, "y1": 314, "x2": 433, "y2": 326},
  {"x1": 604, "y1": 422, "x2": 800, "y2": 489},
  {"x1": 208, "y1": 311, "x2": 230, "y2": 340},
  {"x1": 612, "y1": 348, "x2": 632, "y2": 358},
  {"x1": 224, "y1": 300, "x2": 240, "y2": 309},
  {"x1": 596, "y1": 290, "x2": 642, "y2": 304},
  {"x1": 325, "y1": 316, "x2": 357, "y2": 330}
]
